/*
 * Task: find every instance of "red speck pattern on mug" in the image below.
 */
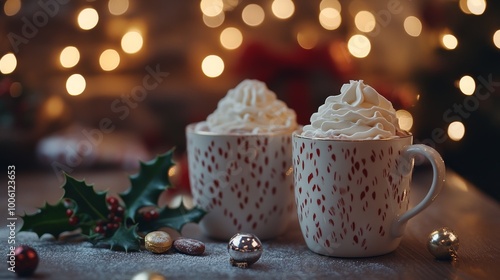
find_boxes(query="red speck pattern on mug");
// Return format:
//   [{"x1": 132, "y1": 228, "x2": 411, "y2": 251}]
[
  {"x1": 293, "y1": 136, "x2": 414, "y2": 257},
  {"x1": 187, "y1": 126, "x2": 295, "y2": 240}
]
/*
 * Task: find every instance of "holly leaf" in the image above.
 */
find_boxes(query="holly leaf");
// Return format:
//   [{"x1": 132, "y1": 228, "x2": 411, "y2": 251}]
[
  {"x1": 138, "y1": 203, "x2": 206, "y2": 233},
  {"x1": 20, "y1": 202, "x2": 78, "y2": 238},
  {"x1": 90, "y1": 224, "x2": 141, "y2": 252},
  {"x1": 62, "y1": 174, "x2": 108, "y2": 221},
  {"x1": 120, "y1": 149, "x2": 175, "y2": 221}
]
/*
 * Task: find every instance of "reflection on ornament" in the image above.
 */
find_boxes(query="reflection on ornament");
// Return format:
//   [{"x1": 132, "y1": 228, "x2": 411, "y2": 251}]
[
  {"x1": 228, "y1": 232, "x2": 263, "y2": 268},
  {"x1": 427, "y1": 227, "x2": 459, "y2": 260}
]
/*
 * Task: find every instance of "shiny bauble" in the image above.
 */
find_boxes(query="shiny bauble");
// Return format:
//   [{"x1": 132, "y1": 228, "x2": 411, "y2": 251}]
[
  {"x1": 228, "y1": 232, "x2": 263, "y2": 268},
  {"x1": 427, "y1": 227, "x2": 459, "y2": 260}
]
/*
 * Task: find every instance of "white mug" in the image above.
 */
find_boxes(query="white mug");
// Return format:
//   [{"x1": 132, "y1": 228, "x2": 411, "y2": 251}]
[
  {"x1": 293, "y1": 132, "x2": 445, "y2": 257},
  {"x1": 186, "y1": 124, "x2": 295, "y2": 240}
]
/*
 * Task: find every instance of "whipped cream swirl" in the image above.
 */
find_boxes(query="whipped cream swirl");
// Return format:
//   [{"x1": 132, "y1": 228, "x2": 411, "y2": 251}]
[
  {"x1": 197, "y1": 79, "x2": 297, "y2": 134},
  {"x1": 302, "y1": 80, "x2": 403, "y2": 140}
]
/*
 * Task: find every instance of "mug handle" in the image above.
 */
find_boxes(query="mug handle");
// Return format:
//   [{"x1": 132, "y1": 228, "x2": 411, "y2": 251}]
[{"x1": 391, "y1": 144, "x2": 446, "y2": 237}]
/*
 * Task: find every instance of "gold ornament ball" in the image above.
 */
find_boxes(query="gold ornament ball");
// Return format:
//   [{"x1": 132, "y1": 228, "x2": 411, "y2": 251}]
[
  {"x1": 427, "y1": 227, "x2": 459, "y2": 260},
  {"x1": 145, "y1": 231, "x2": 173, "y2": 254}
]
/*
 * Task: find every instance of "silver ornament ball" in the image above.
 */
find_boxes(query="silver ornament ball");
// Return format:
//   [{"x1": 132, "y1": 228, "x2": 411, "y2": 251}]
[
  {"x1": 228, "y1": 232, "x2": 263, "y2": 268},
  {"x1": 427, "y1": 227, "x2": 459, "y2": 260}
]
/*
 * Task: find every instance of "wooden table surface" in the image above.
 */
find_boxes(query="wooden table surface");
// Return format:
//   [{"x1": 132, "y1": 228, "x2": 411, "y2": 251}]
[{"x1": 1, "y1": 166, "x2": 499, "y2": 279}]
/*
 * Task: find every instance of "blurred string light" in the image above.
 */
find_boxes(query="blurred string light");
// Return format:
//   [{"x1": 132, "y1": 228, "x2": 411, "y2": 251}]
[
  {"x1": 9, "y1": 82, "x2": 22, "y2": 98},
  {"x1": 0, "y1": 53, "x2": 17, "y2": 74},
  {"x1": 296, "y1": 24, "x2": 319, "y2": 50},
  {"x1": 242, "y1": 4, "x2": 265, "y2": 26},
  {"x1": 467, "y1": 0, "x2": 486, "y2": 15},
  {"x1": 347, "y1": 34, "x2": 371, "y2": 58},
  {"x1": 108, "y1": 0, "x2": 129, "y2": 16},
  {"x1": 3, "y1": 0, "x2": 21, "y2": 16},
  {"x1": 271, "y1": 0, "x2": 295, "y2": 20},
  {"x1": 320, "y1": 0, "x2": 341, "y2": 12},
  {"x1": 222, "y1": 0, "x2": 239, "y2": 11},
  {"x1": 220, "y1": 27, "x2": 243, "y2": 50},
  {"x1": 459, "y1": 75, "x2": 475, "y2": 95},
  {"x1": 99, "y1": 49, "x2": 120, "y2": 71},
  {"x1": 43, "y1": 95, "x2": 65, "y2": 119},
  {"x1": 121, "y1": 30, "x2": 143, "y2": 54},
  {"x1": 319, "y1": 8, "x2": 341, "y2": 30},
  {"x1": 200, "y1": 0, "x2": 224, "y2": 17},
  {"x1": 66, "y1": 74, "x2": 86, "y2": 96},
  {"x1": 77, "y1": 8, "x2": 99, "y2": 30},
  {"x1": 203, "y1": 12, "x2": 225, "y2": 28},
  {"x1": 396, "y1": 109, "x2": 413, "y2": 131},
  {"x1": 440, "y1": 33, "x2": 458, "y2": 50},
  {"x1": 354, "y1": 11, "x2": 375, "y2": 33},
  {"x1": 202, "y1": 55, "x2": 224, "y2": 78},
  {"x1": 60, "y1": 46, "x2": 80, "y2": 68},
  {"x1": 459, "y1": 0, "x2": 471, "y2": 14},
  {"x1": 448, "y1": 121, "x2": 465, "y2": 141},
  {"x1": 493, "y1": 30, "x2": 500, "y2": 49},
  {"x1": 404, "y1": 16, "x2": 422, "y2": 37}
]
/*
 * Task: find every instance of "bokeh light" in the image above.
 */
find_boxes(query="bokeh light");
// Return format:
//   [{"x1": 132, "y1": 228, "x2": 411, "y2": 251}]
[
  {"x1": 404, "y1": 16, "x2": 422, "y2": 37},
  {"x1": 459, "y1": 75, "x2": 475, "y2": 96},
  {"x1": 220, "y1": 27, "x2": 243, "y2": 50},
  {"x1": 396, "y1": 110, "x2": 414, "y2": 131},
  {"x1": 44, "y1": 95, "x2": 65, "y2": 119},
  {"x1": 441, "y1": 34, "x2": 458, "y2": 50},
  {"x1": 202, "y1": 55, "x2": 224, "y2": 78},
  {"x1": 108, "y1": 0, "x2": 129, "y2": 16},
  {"x1": 200, "y1": 0, "x2": 224, "y2": 17},
  {"x1": 66, "y1": 74, "x2": 86, "y2": 96},
  {"x1": 4, "y1": 0, "x2": 21, "y2": 16},
  {"x1": 448, "y1": 121, "x2": 465, "y2": 141},
  {"x1": 77, "y1": 8, "x2": 99, "y2": 30},
  {"x1": 493, "y1": 30, "x2": 500, "y2": 49},
  {"x1": 459, "y1": 0, "x2": 471, "y2": 14},
  {"x1": 467, "y1": 0, "x2": 486, "y2": 15},
  {"x1": 242, "y1": 4, "x2": 265, "y2": 26},
  {"x1": 9, "y1": 82, "x2": 22, "y2": 98},
  {"x1": 347, "y1": 34, "x2": 371, "y2": 58},
  {"x1": 0, "y1": 53, "x2": 17, "y2": 74},
  {"x1": 320, "y1": 0, "x2": 341, "y2": 12},
  {"x1": 354, "y1": 11, "x2": 375, "y2": 33},
  {"x1": 121, "y1": 30, "x2": 143, "y2": 54},
  {"x1": 60, "y1": 46, "x2": 80, "y2": 68},
  {"x1": 319, "y1": 7, "x2": 341, "y2": 30},
  {"x1": 203, "y1": 12, "x2": 225, "y2": 28},
  {"x1": 297, "y1": 24, "x2": 318, "y2": 50},
  {"x1": 99, "y1": 49, "x2": 120, "y2": 71},
  {"x1": 271, "y1": 0, "x2": 295, "y2": 20}
]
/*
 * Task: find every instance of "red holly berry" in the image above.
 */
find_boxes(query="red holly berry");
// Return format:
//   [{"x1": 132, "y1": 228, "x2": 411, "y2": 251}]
[
  {"x1": 65, "y1": 209, "x2": 74, "y2": 217},
  {"x1": 68, "y1": 216, "x2": 79, "y2": 226},
  {"x1": 94, "y1": 225, "x2": 106, "y2": 234},
  {"x1": 12, "y1": 245, "x2": 39, "y2": 276},
  {"x1": 106, "y1": 197, "x2": 119, "y2": 206},
  {"x1": 115, "y1": 206, "x2": 125, "y2": 216}
]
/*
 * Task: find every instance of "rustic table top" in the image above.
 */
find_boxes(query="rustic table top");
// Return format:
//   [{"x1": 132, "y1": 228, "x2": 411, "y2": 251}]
[{"x1": 1, "y1": 166, "x2": 499, "y2": 280}]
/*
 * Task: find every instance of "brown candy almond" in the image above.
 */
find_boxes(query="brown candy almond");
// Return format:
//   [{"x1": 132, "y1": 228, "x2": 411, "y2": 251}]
[{"x1": 173, "y1": 238, "x2": 205, "y2": 256}]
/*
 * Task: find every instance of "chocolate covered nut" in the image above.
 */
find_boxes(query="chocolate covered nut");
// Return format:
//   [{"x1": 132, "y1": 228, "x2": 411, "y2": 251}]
[{"x1": 173, "y1": 238, "x2": 205, "y2": 255}]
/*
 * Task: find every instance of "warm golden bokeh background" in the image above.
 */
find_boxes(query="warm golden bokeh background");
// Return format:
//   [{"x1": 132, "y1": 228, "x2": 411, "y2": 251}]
[{"x1": 1, "y1": 0, "x2": 499, "y2": 199}]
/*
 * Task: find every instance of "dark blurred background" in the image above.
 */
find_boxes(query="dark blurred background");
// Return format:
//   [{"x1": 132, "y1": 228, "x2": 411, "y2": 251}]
[{"x1": 1, "y1": 0, "x2": 499, "y2": 200}]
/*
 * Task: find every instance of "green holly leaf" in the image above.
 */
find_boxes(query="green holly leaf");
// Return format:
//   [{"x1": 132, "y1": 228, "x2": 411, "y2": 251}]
[
  {"x1": 62, "y1": 174, "x2": 108, "y2": 221},
  {"x1": 139, "y1": 203, "x2": 206, "y2": 233},
  {"x1": 90, "y1": 224, "x2": 141, "y2": 252},
  {"x1": 20, "y1": 202, "x2": 78, "y2": 238},
  {"x1": 120, "y1": 149, "x2": 175, "y2": 221}
]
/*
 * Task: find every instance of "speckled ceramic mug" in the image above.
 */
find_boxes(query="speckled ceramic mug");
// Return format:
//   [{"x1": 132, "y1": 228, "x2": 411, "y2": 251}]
[
  {"x1": 186, "y1": 124, "x2": 295, "y2": 240},
  {"x1": 292, "y1": 132, "x2": 445, "y2": 257}
]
